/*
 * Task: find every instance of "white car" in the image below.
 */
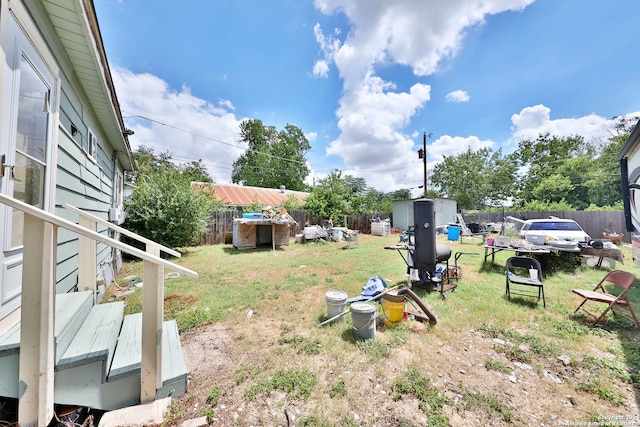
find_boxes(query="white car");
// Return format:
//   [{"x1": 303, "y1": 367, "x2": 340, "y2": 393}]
[{"x1": 519, "y1": 218, "x2": 591, "y2": 248}]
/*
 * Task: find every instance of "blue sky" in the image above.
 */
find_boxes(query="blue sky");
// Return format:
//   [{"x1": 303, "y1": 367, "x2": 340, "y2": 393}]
[{"x1": 95, "y1": 0, "x2": 640, "y2": 194}]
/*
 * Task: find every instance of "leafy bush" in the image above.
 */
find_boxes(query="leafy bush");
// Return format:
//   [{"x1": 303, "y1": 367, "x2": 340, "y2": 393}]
[
  {"x1": 584, "y1": 202, "x2": 624, "y2": 211},
  {"x1": 522, "y1": 198, "x2": 574, "y2": 212},
  {"x1": 124, "y1": 168, "x2": 215, "y2": 248}
]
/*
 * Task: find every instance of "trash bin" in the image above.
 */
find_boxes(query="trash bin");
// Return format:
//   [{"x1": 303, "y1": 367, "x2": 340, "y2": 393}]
[{"x1": 448, "y1": 225, "x2": 461, "y2": 241}]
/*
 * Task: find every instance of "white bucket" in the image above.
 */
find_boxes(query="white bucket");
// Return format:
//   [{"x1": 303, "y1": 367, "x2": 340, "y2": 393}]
[
  {"x1": 295, "y1": 233, "x2": 303, "y2": 243},
  {"x1": 325, "y1": 290, "x2": 348, "y2": 322},
  {"x1": 351, "y1": 303, "x2": 376, "y2": 340}
]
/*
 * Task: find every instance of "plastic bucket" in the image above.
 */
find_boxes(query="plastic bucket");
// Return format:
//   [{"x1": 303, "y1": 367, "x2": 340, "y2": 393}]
[
  {"x1": 381, "y1": 293, "x2": 405, "y2": 328},
  {"x1": 325, "y1": 290, "x2": 348, "y2": 322},
  {"x1": 295, "y1": 233, "x2": 303, "y2": 243},
  {"x1": 486, "y1": 237, "x2": 494, "y2": 246},
  {"x1": 448, "y1": 225, "x2": 461, "y2": 241},
  {"x1": 351, "y1": 303, "x2": 376, "y2": 340}
]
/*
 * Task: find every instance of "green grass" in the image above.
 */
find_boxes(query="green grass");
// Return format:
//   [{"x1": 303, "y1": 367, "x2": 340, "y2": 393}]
[
  {"x1": 454, "y1": 381, "x2": 515, "y2": 423},
  {"x1": 206, "y1": 387, "x2": 222, "y2": 405},
  {"x1": 485, "y1": 357, "x2": 511, "y2": 373},
  {"x1": 244, "y1": 368, "x2": 318, "y2": 401},
  {"x1": 278, "y1": 335, "x2": 322, "y2": 355},
  {"x1": 110, "y1": 233, "x2": 640, "y2": 423},
  {"x1": 328, "y1": 380, "x2": 347, "y2": 398},
  {"x1": 575, "y1": 377, "x2": 627, "y2": 406},
  {"x1": 392, "y1": 369, "x2": 448, "y2": 426},
  {"x1": 115, "y1": 235, "x2": 640, "y2": 334},
  {"x1": 297, "y1": 414, "x2": 358, "y2": 427}
]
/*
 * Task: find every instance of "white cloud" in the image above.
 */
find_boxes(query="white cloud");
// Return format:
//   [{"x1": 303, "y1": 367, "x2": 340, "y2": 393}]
[
  {"x1": 313, "y1": 0, "x2": 534, "y2": 192},
  {"x1": 313, "y1": 23, "x2": 341, "y2": 78},
  {"x1": 326, "y1": 77, "x2": 431, "y2": 165},
  {"x1": 314, "y1": 0, "x2": 533, "y2": 81},
  {"x1": 428, "y1": 135, "x2": 494, "y2": 164},
  {"x1": 445, "y1": 90, "x2": 470, "y2": 103},
  {"x1": 112, "y1": 67, "x2": 244, "y2": 184},
  {"x1": 219, "y1": 99, "x2": 235, "y2": 111},
  {"x1": 313, "y1": 60, "x2": 330, "y2": 78},
  {"x1": 509, "y1": 104, "x2": 615, "y2": 147}
]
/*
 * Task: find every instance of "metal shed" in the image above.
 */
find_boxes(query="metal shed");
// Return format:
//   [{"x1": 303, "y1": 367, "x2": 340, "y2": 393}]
[{"x1": 392, "y1": 198, "x2": 457, "y2": 232}]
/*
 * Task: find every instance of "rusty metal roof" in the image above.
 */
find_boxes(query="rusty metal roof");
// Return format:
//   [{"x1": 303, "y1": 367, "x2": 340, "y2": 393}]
[{"x1": 193, "y1": 183, "x2": 309, "y2": 206}]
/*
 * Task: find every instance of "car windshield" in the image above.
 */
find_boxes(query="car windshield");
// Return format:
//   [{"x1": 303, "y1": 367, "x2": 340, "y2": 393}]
[{"x1": 528, "y1": 221, "x2": 582, "y2": 232}]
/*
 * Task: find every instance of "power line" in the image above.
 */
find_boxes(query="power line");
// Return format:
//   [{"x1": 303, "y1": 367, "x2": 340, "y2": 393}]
[
  {"x1": 123, "y1": 112, "x2": 430, "y2": 188},
  {"x1": 123, "y1": 112, "x2": 338, "y2": 172},
  {"x1": 123, "y1": 113, "x2": 244, "y2": 150}
]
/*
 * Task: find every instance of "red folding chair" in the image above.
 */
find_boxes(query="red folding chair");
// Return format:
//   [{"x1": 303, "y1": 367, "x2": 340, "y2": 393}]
[{"x1": 572, "y1": 270, "x2": 639, "y2": 329}]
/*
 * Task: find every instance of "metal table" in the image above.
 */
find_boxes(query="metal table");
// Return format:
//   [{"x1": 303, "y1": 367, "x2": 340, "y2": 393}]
[{"x1": 483, "y1": 244, "x2": 551, "y2": 266}]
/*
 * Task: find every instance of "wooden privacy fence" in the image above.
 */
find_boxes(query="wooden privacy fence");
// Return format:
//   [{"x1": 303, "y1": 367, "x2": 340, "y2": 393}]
[
  {"x1": 465, "y1": 210, "x2": 627, "y2": 243},
  {"x1": 198, "y1": 208, "x2": 627, "y2": 246},
  {"x1": 199, "y1": 210, "x2": 393, "y2": 245}
]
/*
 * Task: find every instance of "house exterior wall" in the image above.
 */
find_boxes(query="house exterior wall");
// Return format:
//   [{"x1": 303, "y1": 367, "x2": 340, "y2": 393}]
[
  {"x1": 20, "y1": 1, "x2": 129, "y2": 294},
  {"x1": 392, "y1": 198, "x2": 458, "y2": 232},
  {"x1": 55, "y1": 131, "x2": 117, "y2": 293}
]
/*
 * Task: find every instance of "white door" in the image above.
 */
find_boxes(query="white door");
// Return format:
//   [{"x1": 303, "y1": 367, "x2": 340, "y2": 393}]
[{"x1": 0, "y1": 10, "x2": 57, "y2": 321}]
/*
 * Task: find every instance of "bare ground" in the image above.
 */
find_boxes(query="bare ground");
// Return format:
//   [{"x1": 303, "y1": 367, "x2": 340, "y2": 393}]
[{"x1": 170, "y1": 314, "x2": 640, "y2": 426}]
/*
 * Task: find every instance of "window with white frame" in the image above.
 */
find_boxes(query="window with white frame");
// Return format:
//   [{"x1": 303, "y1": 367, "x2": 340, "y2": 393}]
[{"x1": 88, "y1": 130, "x2": 97, "y2": 159}]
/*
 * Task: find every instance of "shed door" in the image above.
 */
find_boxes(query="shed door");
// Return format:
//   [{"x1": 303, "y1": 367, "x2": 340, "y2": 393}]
[{"x1": 0, "y1": 11, "x2": 56, "y2": 321}]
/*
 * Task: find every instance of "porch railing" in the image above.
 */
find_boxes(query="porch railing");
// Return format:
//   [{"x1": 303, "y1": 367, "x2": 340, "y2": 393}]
[
  {"x1": 62, "y1": 203, "x2": 181, "y2": 300},
  {"x1": 0, "y1": 194, "x2": 198, "y2": 426}
]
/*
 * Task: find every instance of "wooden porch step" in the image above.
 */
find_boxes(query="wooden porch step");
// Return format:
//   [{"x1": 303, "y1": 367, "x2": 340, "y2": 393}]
[
  {"x1": 109, "y1": 313, "x2": 188, "y2": 397},
  {"x1": 1, "y1": 294, "x2": 188, "y2": 410},
  {"x1": 56, "y1": 301, "x2": 124, "y2": 381},
  {"x1": 0, "y1": 291, "x2": 94, "y2": 398},
  {"x1": 157, "y1": 319, "x2": 189, "y2": 397},
  {"x1": 108, "y1": 312, "x2": 142, "y2": 380},
  {"x1": 54, "y1": 312, "x2": 188, "y2": 410},
  {"x1": 0, "y1": 290, "x2": 93, "y2": 359},
  {"x1": 54, "y1": 291, "x2": 95, "y2": 363}
]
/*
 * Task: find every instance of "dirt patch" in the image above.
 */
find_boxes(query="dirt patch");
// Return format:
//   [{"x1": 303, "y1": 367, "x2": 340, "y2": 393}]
[{"x1": 169, "y1": 318, "x2": 639, "y2": 426}]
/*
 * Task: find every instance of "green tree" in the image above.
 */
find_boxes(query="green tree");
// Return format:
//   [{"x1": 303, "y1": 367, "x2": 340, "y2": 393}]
[
  {"x1": 179, "y1": 159, "x2": 213, "y2": 183},
  {"x1": 514, "y1": 134, "x2": 585, "y2": 206},
  {"x1": 585, "y1": 116, "x2": 637, "y2": 207},
  {"x1": 232, "y1": 119, "x2": 310, "y2": 191},
  {"x1": 514, "y1": 119, "x2": 637, "y2": 209},
  {"x1": 430, "y1": 147, "x2": 517, "y2": 210},
  {"x1": 305, "y1": 170, "x2": 411, "y2": 221},
  {"x1": 304, "y1": 170, "x2": 351, "y2": 225},
  {"x1": 388, "y1": 189, "x2": 411, "y2": 200},
  {"x1": 522, "y1": 198, "x2": 574, "y2": 212},
  {"x1": 554, "y1": 155, "x2": 594, "y2": 210},
  {"x1": 343, "y1": 176, "x2": 367, "y2": 195},
  {"x1": 531, "y1": 175, "x2": 574, "y2": 203},
  {"x1": 124, "y1": 146, "x2": 216, "y2": 248},
  {"x1": 127, "y1": 146, "x2": 173, "y2": 182}
]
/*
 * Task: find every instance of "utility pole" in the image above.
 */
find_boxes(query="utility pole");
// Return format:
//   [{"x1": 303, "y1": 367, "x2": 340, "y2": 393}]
[
  {"x1": 418, "y1": 132, "x2": 431, "y2": 198},
  {"x1": 422, "y1": 132, "x2": 427, "y2": 198}
]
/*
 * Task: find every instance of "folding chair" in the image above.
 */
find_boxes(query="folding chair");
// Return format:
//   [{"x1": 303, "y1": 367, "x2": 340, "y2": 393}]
[
  {"x1": 572, "y1": 270, "x2": 640, "y2": 329},
  {"x1": 505, "y1": 257, "x2": 545, "y2": 307}
]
